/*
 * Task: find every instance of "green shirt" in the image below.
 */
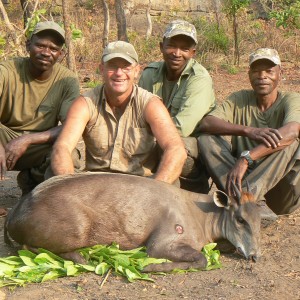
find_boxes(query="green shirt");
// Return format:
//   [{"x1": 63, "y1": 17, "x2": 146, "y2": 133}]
[
  {"x1": 138, "y1": 59, "x2": 216, "y2": 137},
  {"x1": 209, "y1": 90, "x2": 300, "y2": 157},
  {"x1": 0, "y1": 57, "x2": 80, "y2": 132}
]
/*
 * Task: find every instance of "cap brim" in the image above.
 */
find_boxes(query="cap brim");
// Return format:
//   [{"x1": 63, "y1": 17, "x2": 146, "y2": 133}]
[
  {"x1": 250, "y1": 56, "x2": 280, "y2": 66},
  {"x1": 34, "y1": 29, "x2": 65, "y2": 43},
  {"x1": 164, "y1": 31, "x2": 198, "y2": 44},
  {"x1": 102, "y1": 53, "x2": 137, "y2": 64}
]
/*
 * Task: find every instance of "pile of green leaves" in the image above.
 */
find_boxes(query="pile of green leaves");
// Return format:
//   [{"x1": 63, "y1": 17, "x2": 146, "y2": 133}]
[{"x1": 0, "y1": 243, "x2": 221, "y2": 288}]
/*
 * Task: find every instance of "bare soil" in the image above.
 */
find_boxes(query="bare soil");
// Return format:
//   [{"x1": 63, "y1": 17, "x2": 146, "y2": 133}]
[{"x1": 0, "y1": 66, "x2": 299, "y2": 300}]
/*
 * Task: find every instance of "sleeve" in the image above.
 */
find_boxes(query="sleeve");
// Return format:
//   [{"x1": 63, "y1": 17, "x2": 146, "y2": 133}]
[
  {"x1": 282, "y1": 92, "x2": 300, "y2": 125},
  {"x1": 173, "y1": 73, "x2": 216, "y2": 137},
  {"x1": 207, "y1": 92, "x2": 238, "y2": 124},
  {"x1": 58, "y1": 75, "x2": 80, "y2": 122}
]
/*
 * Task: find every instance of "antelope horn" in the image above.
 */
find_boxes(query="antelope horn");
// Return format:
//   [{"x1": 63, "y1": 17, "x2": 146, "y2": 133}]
[{"x1": 231, "y1": 181, "x2": 241, "y2": 204}]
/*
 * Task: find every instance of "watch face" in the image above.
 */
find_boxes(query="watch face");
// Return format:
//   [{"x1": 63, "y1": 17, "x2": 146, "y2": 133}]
[{"x1": 241, "y1": 151, "x2": 250, "y2": 156}]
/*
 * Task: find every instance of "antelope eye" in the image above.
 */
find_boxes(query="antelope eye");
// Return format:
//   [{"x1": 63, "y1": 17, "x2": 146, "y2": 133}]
[{"x1": 237, "y1": 216, "x2": 245, "y2": 224}]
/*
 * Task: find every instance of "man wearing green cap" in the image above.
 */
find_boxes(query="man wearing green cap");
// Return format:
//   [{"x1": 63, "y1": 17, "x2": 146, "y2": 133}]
[
  {"x1": 198, "y1": 48, "x2": 300, "y2": 220},
  {"x1": 139, "y1": 19, "x2": 216, "y2": 193},
  {"x1": 51, "y1": 41, "x2": 186, "y2": 184},
  {"x1": 0, "y1": 21, "x2": 80, "y2": 197}
]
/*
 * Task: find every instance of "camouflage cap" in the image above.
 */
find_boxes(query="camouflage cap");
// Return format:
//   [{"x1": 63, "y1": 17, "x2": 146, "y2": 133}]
[
  {"x1": 163, "y1": 20, "x2": 198, "y2": 44},
  {"x1": 32, "y1": 21, "x2": 65, "y2": 43},
  {"x1": 102, "y1": 41, "x2": 139, "y2": 64},
  {"x1": 249, "y1": 48, "x2": 281, "y2": 66}
]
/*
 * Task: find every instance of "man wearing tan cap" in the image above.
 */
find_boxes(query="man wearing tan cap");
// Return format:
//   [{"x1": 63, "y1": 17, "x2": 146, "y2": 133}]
[
  {"x1": 139, "y1": 20, "x2": 216, "y2": 194},
  {"x1": 51, "y1": 41, "x2": 186, "y2": 184},
  {"x1": 198, "y1": 48, "x2": 300, "y2": 220},
  {"x1": 0, "y1": 21, "x2": 80, "y2": 197}
]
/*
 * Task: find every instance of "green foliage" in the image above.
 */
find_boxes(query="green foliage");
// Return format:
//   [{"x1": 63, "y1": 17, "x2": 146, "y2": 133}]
[
  {"x1": 70, "y1": 24, "x2": 83, "y2": 41},
  {"x1": 269, "y1": 2, "x2": 300, "y2": 29},
  {"x1": 0, "y1": 243, "x2": 222, "y2": 287},
  {"x1": 85, "y1": 80, "x2": 101, "y2": 88},
  {"x1": 222, "y1": 63, "x2": 239, "y2": 74},
  {"x1": 0, "y1": 36, "x2": 6, "y2": 56},
  {"x1": 25, "y1": 9, "x2": 47, "y2": 39},
  {"x1": 223, "y1": 0, "x2": 250, "y2": 17}
]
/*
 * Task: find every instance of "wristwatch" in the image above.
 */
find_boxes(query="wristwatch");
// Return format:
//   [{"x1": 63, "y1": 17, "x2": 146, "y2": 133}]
[{"x1": 240, "y1": 150, "x2": 253, "y2": 165}]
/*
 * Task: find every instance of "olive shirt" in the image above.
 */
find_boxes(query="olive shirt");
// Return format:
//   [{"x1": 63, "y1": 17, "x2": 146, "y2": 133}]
[
  {"x1": 0, "y1": 57, "x2": 80, "y2": 133},
  {"x1": 138, "y1": 58, "x2": 216, "y2": 137},
  {"x1": 82, "y1": 84, "x2": 157, "y2": 176},
  {"x1": 208, "y1": 90, "x2": 300, "y2": 158}
]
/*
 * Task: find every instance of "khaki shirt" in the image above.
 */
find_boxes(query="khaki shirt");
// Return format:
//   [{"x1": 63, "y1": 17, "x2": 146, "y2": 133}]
[
  {"x1": 138, "y1": 59, "x2": 216, "y2": 137},
  {"x1": 0, "y1": 58, "x2": 80, "y2": 132},
  {"x1": 82, "y1": 85, "x2": 158, "y2": 176},
  {"x1": 209, "y1": 90, "x2": 300, "y2": 157}
]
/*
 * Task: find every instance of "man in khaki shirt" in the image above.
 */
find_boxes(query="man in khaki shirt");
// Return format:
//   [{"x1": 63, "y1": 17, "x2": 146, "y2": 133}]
[
  {"x1": 0, "y1": 21, "x2": 80, "y2": 198},
  {"x1": 198, "y1": 48, "x2": 300, "y2": 220},
  {"x1": 51, "y1": 41, "x2": 186, "y2": 184}
]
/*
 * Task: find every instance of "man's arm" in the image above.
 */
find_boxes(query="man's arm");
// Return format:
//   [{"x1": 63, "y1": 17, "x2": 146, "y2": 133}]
[
  {"x1": 199, "y1": 115, "x2": 283, "y2": 148},
  {"x1": 144, "y1": 97, "x2": 187, "y2": 184},
  {"x1": 3, "y1": 127, "x2": 62, "y2": 172},
  {"x1": 51, "y1": 96, "x2": 90, "y2": 175}
]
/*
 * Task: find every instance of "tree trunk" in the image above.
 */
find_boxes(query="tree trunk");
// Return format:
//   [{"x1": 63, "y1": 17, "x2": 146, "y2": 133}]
[
  {"x1": 101, "y1": 0, "x2": 109, "y2": 48},
  {"x1": 20, "y1": 0, "x2": 36, "y2": 28},
  {"x1": 115, "y1": 0, "x2": 128, "y2": 42},
  {"x1": 62, "y1": 0, "x2": 77, "y2": 74},
  {"x1": 233, "y1": 14, "x2": 239, "y2": 65},
  {"x1": 146, "y1": 0, "x2": 152, "y2": 40}
]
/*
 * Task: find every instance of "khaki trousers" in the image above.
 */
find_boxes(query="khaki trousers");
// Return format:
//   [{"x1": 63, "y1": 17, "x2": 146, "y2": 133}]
[{"x1": 198, "y1": 134, "x2": 300, "y2": 214}]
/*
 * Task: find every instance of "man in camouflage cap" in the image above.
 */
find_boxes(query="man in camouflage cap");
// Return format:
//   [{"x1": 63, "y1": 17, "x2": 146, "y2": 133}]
[
  {"x1": 51, "y1": 41, "x2": 186, "y2": 185},
  {"x1": 0, "y1": 20, "x2": 80, "y2": 201},
  {"x1": 198, "y1": 48, "x2": 300, "y2": 220},
  {"x1": 139, "y1": 19, "x2": 216, "y2": 194}
]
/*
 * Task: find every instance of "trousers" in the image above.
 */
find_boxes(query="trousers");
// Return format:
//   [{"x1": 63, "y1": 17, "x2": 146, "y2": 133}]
[{"x1": 198, "y1": 134, "x2": 300, "y2": 214}]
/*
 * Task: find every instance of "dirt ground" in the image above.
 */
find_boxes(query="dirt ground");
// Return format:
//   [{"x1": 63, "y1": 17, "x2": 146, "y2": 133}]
[{"x1": 0, "y1": 65, "x2": 300, "y2": 300}]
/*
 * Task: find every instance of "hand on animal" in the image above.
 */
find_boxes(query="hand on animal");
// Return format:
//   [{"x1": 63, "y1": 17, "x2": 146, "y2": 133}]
[
  {"x1": 226, "y1": 158, "x2": 248, "y2": 195},
  {"x1": 5, "y1": 136, "x2": 31, "y2": 170},
  {"x1": 246, "y1": 127, "x2": 282, "y2": 148}
]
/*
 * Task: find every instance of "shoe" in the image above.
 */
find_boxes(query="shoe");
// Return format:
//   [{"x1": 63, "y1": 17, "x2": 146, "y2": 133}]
[
  {"x1": 17, "y1": 169, "x2": 38, "y2": 196},
  {"x1": 258, "y1": 201, "x2": 278, "y2": 221}
]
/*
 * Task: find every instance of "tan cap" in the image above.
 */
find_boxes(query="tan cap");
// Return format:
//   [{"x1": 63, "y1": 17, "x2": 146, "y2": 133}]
[
  {"x1": 32, "y1": 21, "x2": 65, "y2": 43},
  {"x1": 249, "y1": 48, "x2": 281, "y2": 66},
  {"x1": 163, "y1": 19, "x2": 198, "y2": 44},
  {"x1": 102, "y1": 41, "x2": 139, "y2": 64}
]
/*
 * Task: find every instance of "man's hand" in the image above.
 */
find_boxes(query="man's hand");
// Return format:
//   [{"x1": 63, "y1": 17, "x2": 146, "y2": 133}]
[
  {"x1": 5, "y1": 135, "x2": 31, "y2": 170},
  {"x1": 246, "y1": 127, "x2": 282, "y2": 148},
  {"x1": 226, "y1": 158, "x2": 249, "y2": 195},
  {"x1": 0, "y1": 144, "x2": 6, "y2": 180}
]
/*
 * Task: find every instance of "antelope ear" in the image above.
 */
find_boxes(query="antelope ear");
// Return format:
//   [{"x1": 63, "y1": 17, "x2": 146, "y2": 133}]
[{"x1": 213, "y1": 190, "x2": 231, "y2": 208}]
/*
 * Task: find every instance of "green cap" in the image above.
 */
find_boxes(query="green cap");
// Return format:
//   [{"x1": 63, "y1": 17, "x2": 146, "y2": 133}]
[
  {"x1": 102, "y1": 41, "x2": 139, "y2": 64},
  {"x1": 163, "y1": 20, "x2": 198, "y2": 44},
  {"x1": 32, "y1": 21, "x2": 65, "y2": 43},
  {"x1": 249, "y1": 48, "x2": 281, "y2": 66}
]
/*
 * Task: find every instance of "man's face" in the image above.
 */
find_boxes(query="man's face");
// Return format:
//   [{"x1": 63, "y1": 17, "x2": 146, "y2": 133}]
[
  {"x1": 28, "y1": 32, "x2": 63, "y2": 73},
  {"x1": 101, "y1": 57, "x2": 140, "y2": 96},
  {"x1": 160, "y1": 35, "x2": 196, "y2": 75},
  {"x1": 248, "y1": 59, "x2": 281, "y2": 96}
]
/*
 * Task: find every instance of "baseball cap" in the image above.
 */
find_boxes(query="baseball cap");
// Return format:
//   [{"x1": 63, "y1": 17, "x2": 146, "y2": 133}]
[
  {"x1": 249, "y1": 48, "x2": 281, "y2": 66},
  {"x1": 32, "y1": 21, "x2": 65, "y2": 43},
  {"x1": 102, "y1": 41, "x2": 139, "y2": 64},
  {"x1": 163, "y1": 20, "x2": 198, "y2": 44}
]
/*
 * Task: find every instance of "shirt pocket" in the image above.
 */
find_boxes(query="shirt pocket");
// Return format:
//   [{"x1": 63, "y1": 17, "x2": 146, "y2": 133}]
[
  {"x1": 169, "y1": 95, "x2": 186, "y2": 116},
  {"x1": 124, "y1": 127, "x2": 155, "y2": 157}
]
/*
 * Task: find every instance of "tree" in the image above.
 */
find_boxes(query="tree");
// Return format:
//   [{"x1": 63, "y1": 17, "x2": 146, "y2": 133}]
[
  {"x1": 223, "y1": 0, "x2": 250, "y2": 65},
  {"x1": 101, "y1": 0, "x2": 110, "y2": 48},
  {"x1": 62, "y1": 0, "x2": 77, "y2": 74},
  {"x1": 146, "y1": 0, "x2": 152, "y2": 40},
  {"x1": 115, "y1": 0, "x2": 128, "y2": 41},
  {"x1": 20, "y1": 0, "x2": 36, "y2": 28}
]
